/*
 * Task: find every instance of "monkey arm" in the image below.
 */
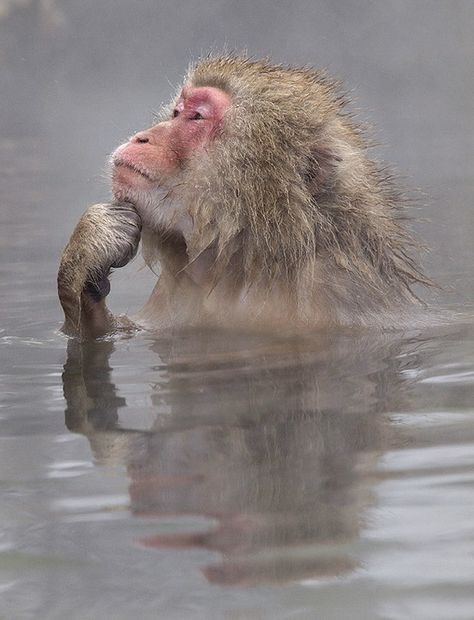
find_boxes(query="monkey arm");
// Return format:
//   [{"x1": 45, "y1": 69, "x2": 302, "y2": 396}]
[{"x1": 57, "y1": 202, "x2": 142, "y2": 339}]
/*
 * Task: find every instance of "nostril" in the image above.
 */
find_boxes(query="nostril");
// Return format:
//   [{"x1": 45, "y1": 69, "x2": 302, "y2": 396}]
[{"x1": 132, "y1": 132, "x2": 150, "y2": 144}]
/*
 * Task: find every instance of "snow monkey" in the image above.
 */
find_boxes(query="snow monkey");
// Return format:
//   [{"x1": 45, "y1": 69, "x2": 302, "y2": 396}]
[{"x1": 58, "y1": 55, "x2": 430, "y2": 338}]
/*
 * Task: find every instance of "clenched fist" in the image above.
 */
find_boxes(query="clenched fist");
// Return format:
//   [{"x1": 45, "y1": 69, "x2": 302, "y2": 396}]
[{"x1": 58, "y1": 202, "x2": 142, "y2": 338}]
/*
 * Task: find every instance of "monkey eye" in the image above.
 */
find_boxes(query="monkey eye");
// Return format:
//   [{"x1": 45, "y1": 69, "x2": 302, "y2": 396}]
[
  {"x1": 189, "y1": 111, "x2": 204, "y2": 120},
  {"x1": 172, "y1": 109, "x2": 179, "y2": 118}
]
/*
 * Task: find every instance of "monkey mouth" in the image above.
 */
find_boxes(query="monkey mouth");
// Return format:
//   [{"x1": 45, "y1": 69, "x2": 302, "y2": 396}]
[{"x1": 113, "y1": 157, "x2": 154, "y2": 181}]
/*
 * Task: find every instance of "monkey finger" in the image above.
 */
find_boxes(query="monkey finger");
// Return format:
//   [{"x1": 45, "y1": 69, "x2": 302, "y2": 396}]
[
  {"x1": 84, "y1": 274, "x2": 111, "y2": 302},
  {"x1": 110, "y1": 202, "x2": 143, "y2": 231},
  {"x1": 111, "y1": 243, "x2": 139, "y2": 268}
]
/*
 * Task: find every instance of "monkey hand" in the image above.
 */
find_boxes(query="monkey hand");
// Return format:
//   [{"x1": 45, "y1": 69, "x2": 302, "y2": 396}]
[{"x1": 58, "y1": 202, "x2": 142, "y2": 338}]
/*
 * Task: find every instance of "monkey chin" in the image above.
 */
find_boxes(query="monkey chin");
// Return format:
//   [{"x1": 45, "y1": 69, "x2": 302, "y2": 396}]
[{"x1": 112, "y1": 163, "x2": 156, "y2": 199}]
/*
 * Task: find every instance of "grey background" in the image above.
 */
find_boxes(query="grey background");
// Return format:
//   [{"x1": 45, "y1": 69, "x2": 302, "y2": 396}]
[{"x1": 1, "y1": 0, "x2": 473, "y2": 307}]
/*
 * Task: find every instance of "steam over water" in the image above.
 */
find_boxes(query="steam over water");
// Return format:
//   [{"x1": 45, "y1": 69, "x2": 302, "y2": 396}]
[{"x1": 1, "y1": 1, "x2": 474, "y2": 618}]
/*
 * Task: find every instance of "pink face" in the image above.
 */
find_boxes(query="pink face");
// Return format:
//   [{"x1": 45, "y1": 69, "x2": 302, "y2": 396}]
[{"x1": 111, "y1": 86, "x2": 231, "y2": 201}]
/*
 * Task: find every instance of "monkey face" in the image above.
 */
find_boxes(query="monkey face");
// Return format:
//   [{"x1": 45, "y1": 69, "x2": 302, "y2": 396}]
[{"x1": 110, "y1": 86, "x2": 231, "y2": 235}]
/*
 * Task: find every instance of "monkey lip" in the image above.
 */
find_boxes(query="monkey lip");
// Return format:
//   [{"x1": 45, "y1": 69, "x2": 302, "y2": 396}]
[{"x1": 113, "y1": 157, "x2": 155, "y2": 181}]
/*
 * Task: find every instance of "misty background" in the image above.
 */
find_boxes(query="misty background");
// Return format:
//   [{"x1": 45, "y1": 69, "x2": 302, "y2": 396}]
[{"x1": 1, "y1": 0, "x2": 473, "y2": 318}]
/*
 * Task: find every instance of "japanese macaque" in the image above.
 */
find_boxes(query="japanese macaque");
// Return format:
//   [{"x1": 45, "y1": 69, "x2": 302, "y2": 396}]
[{"x1": 58, "y1": 55, "x2": 430, "y2": 338}]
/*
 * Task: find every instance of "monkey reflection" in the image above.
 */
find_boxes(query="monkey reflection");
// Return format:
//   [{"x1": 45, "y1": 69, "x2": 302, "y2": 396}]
[{"x1": 62, "y1": 331, "x2": 408, "y2": 585}]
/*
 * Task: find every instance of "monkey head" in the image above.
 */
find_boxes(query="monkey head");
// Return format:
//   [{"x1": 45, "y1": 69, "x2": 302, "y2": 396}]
[{"x1": 112, "y1": 85, "x2": 231, "y2": 237}]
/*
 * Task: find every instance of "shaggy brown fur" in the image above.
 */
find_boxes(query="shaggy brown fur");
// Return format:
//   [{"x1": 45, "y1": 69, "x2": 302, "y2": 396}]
[
  {"x1": 185, "y1": 57, "x2": 428, "y2": 301},
  {"x1": 58, "y1": 54, "x2": 430, "y2": 337}
]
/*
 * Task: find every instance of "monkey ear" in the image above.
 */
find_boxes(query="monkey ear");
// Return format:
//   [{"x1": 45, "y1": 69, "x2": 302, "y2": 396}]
[{"x1": 304, "y1": 145, "x2": 342, "y2": 196}]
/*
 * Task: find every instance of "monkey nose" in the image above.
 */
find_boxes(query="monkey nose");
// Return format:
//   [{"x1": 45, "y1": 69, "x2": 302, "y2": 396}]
[{"x1": 131, "y1": 131, "x2": 150, "y2": 144}]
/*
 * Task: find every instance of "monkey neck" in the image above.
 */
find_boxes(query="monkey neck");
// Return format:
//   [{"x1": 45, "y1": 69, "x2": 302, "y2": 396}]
[
  {"x1": 147, "y1": 229, "x2": 238, "y2": 292},
  {"x1": 182, "y1": 245, "x2": 217, "y2": 287}
]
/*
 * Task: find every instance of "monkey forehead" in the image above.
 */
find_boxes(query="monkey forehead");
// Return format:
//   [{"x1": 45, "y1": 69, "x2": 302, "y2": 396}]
[{"x1": 179, "y1": 86, "x2": 231, "y2": 114}]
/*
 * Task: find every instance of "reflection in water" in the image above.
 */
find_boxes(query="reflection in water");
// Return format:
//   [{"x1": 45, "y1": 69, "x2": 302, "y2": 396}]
[{"x1": 62, "y1": 330, "x2": 410, "y2": 586}]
